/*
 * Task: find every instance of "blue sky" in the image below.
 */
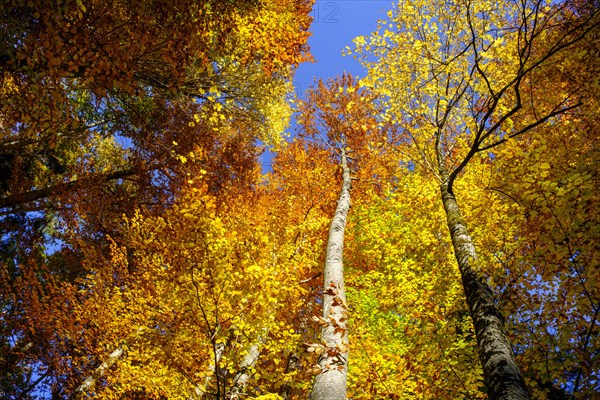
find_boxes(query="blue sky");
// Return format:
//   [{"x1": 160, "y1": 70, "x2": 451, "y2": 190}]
[
  {"x1": 294, "y1": 0, "x2": 394, "y2": 91},
  {"x1": 263, "y1": 1, "x2": 394, "y2": 169}
]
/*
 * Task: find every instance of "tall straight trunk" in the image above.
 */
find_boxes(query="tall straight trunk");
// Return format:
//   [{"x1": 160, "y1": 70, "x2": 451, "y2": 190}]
[
  {"x1": 440, "y1": 177, "x2": 530, "y2": 400},
  {"x1": 310, "y1": 150, "x2": 351, "y2": 400}
]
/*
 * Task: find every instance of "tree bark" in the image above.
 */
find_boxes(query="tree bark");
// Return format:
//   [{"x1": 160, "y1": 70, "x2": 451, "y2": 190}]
[
  {"x1": 193, "y1": 341, "x2": 225, "y2": 399},
  {"x1": 440, "y1": 178, "x2": 530, "y2": 400},
  {"x1": 310, "y1": 149, "x2": 351, "y2": 400},
  {"x1": 227, "y1": 335, "x2": 266, "y2": 400},
  {"x1": 0, "y1": 169, "x2": 138, "y2": 209},
  {"x1": 76, "y1": 347, "x2": 124, "y2": 394}
]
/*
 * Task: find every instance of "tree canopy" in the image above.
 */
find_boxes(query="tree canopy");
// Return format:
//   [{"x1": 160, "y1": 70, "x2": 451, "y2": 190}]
[{"x1": 1, "y1": 0, "x2": 598, "y2": 399}]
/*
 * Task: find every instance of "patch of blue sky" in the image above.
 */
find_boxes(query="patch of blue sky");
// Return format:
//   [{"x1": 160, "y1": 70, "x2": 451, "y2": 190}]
[{"x1": 261, "y1": 1, "x2": 395, "y2": 172}]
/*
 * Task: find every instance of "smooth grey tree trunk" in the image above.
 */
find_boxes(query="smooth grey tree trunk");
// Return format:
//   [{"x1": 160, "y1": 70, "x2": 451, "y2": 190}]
[
  {"x1": 310, "y1": 150, "x2": 351, "y2": 400},
  {"x1": 440, "y1": 178, "x2": 530, "y2": 400}
]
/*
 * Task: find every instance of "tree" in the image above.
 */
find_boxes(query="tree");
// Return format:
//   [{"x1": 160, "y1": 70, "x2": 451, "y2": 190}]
[
  {"x1": 2, "y1": 0, "x2": 598, "y2": 398},
  {"x1": 0, "y1": 1, "x2": 314, "y2": 396},
  {"x1": 296, "y1": 74, "x2": 401, "y2": 399},
  {"x1": 308, "y1": 148, "x2": 351, "y2": 400},
  {"x1": 351, "y1": 0, "x2": 599, "y2": 398},
  {"x1": 0, "y1": 0, "x2": 312, "y2": 215},
  {"x1": 4, "y1": 132, "x2": 344, "y2": 398}
]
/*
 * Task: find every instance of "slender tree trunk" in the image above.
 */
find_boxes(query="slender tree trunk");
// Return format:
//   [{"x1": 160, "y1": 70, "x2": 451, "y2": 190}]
[
  {"x1": 279, "y1": 351, "x2": 299, "y2": 399},
  {"x1": 227, "y1": 335, "x2": 266, "y2": 400},
  {"x1": 310, "y1": 149, "x2": 351, "y2": 400},
  {"x1": 440, "y1": 177, "x2": 530, "y2": 400},
  {"x1": 194, "y1": 341, "x2": 225, "y2": 399},
  {"x1": 76, "y1": 347, "x2": 124, "y2": 394},
  {"x1": 75, "y1": 327, "x2": 144, "y2": 395}
]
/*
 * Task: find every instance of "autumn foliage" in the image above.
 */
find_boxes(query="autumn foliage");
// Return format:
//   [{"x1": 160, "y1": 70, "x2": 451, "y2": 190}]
[{"x1": 1, "y1": 1, "x2": 599, "y2": 399}]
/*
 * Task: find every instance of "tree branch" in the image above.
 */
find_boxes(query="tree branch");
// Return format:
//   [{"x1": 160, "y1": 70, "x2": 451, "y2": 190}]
[{"x1": 0, "y1": 168, "x2": 139, "y2": 209}]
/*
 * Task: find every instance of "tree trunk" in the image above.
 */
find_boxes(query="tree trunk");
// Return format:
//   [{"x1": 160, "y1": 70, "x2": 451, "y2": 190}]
[
  {"x1": 194, "y1": 341, "x2": 225, "y2": 399},
  {"x1": 75, "y1": 327, "x2": 144, "y2": 395},
  {"x1": 227, "y1": 335, "x2": 265, "y2": 399},
  {"x1": 440, "y1": 179, "x2": 530, "y2": 400},
  {"x1": 310, "y1": 150, "x2": 351, "y2": 400},
  {"x1": 76, "y1": 347, "x2": 124, "y2": 394},
  {"x1": 0, "y1": 169, "x2": 138, "y2": 209}
]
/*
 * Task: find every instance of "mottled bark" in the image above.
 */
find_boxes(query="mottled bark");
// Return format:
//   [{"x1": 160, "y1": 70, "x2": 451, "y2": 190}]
[
  {"x1": 440, "y1": 179, "x2": 530, "y2": 400},
  {"x1": 310, "y1": 150, "x2": 351, "y2": 400}
]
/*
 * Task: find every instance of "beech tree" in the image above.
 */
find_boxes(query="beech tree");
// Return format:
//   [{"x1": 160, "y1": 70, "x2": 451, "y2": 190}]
[
  {"x1": 0, "y1": 1, "x2": 313, "y2": 397},
  {"x1": 1, "y1": 1, "x2": 598, "y2": 399},
  {"x1": 308, "y1": 148, "x2": 351, "y2": 400},
  {"x1": 0, "y1": 0, "x2": 312, "y2": 206},
  {"x1": 296, "y1": 74, "x2": 401, "y2": 399},
  {"x1": 351, "y1": 0, "x2": 599, "y2": 398}
]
